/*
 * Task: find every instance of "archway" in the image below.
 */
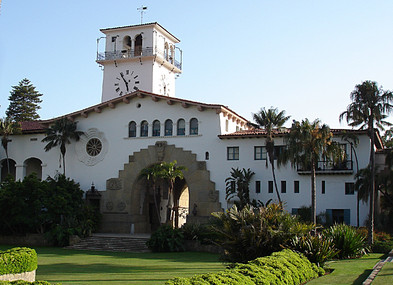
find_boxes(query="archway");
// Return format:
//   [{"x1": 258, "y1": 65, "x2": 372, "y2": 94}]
[
  {"x1": 99, "y1": 141, "x2": 221, "y2": 234},
  {"x1": 24, "y1": 157, "x2": 42, "y2": 180},
  {"x1": 1, "y1": 159, "x2": 16, "y2": 182}
]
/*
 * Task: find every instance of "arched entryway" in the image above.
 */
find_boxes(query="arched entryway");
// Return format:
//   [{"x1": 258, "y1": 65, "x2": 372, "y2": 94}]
[
  {"x1": 99, "y1": 141, "x2": 221, "y2": 234},
  {"x1": 1, "y1": 159, "x2": 16, "y2": 182},
  {"x1": 24, "y1": 157, "x2": 42, "y2": 180}
]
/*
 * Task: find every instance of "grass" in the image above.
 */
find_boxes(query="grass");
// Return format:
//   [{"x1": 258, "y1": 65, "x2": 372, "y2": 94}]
[
  {"x1": 0, "y1": 246, "x2": 225, "y2": 285},
  {"x1": 372, "y1": 262, "x2": 393, "y2": 285},
  {"x1": 307, "y1": 253, "x2": 385, "y2": 285}
]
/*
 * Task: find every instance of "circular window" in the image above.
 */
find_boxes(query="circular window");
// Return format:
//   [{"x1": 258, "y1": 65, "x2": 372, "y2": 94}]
[{"x1": 86, "y1": 138, "x2": 102, "y2": 157}]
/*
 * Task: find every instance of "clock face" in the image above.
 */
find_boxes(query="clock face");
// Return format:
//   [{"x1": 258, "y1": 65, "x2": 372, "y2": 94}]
[{"x1": 114, "y1": 70, "x2": 140, "y2": 96}]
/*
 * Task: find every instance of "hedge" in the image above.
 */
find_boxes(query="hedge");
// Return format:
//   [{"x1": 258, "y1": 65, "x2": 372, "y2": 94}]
[
  {"x1": 0, "y1": 280, "x2": 54, "y2": 285},
  {"x1": 165, "y1": 249, "x2": 324, "y2": 285},
  {"x1": 0, "y1": 248, "x2": 37, "y2": 275}
]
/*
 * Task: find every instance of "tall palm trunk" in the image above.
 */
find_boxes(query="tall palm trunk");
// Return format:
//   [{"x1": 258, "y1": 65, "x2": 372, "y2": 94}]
[
  {"x1": 311, "y1": 158, "x2": 317, "y2": 224},
  {"x1": 368, "y1": 123, "x2": 375, "y2": 245},
  {"x1": 271, "y1": 160, "x2": 281, "y2": 203},
  {"x1": 61, "y1": 144, "x2": 66, "y2": 175}
]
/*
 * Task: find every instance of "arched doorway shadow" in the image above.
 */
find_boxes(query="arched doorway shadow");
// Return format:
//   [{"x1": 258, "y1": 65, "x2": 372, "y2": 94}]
[
  {"x1": 1, "y1": 159, "x2": 16, "y2": 182},
  {"x1": 100, "y1": 141, "x2": 221, "y2": 234}
]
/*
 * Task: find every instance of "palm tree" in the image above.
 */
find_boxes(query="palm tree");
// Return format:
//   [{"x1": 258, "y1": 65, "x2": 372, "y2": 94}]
[
  {"x1": 159, "y1": 160, "x2": 186, "y2": 228},
  {"x1": 253, "y1": 107, "x2": 290, "y2": 203},
  {"x1": 284, "y1": 119, "x2": 338, "y2": 224},
  {"x1": 225, "y1": 167, "x2": 255, "y2": 209},
  {"x1": 42, "y1": 117, "x2": 84, "y2": 175},
  {"x1": 0, "y1": 117, "x2": 20, "y2": 175},
  {"x1": 138, "y1": 163, "x2": 164, "y2": 224},
  {"x1": 339, "y1": 80, "x2": 393, "y2": 244}
]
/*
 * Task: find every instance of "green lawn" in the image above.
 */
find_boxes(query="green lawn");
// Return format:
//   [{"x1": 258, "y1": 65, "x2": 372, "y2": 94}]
[
  {"x1": 307, "y1": 253, "x2": 385, "y2": 285},
  {"x1": 1, "y1": 246, "x2": 225, "y2": 285},
  {"x1": 372, "y1": 262, "x2": 393, "y2": 285}
]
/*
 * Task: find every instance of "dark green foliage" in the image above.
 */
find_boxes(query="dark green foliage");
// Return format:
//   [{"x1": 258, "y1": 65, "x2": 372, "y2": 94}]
[
  {"x1": 0, "y1": 174, "x2": 100, "y2": 246},
  {"x1": 372, "y1": 231, "x2": 393, "y2": 253},
  {"x1": 165, "y1": 249, "x2": 324, "y2": 285},
  {"x1": 210, "y1": 203, "x2": 313, "y2": 263},
  {"x1": 225, "y1": 168, "x2": 255, "y2": 210},
  {"x1": 147, "y1": 224, "x2": 185, "y2": 252},
  {"x1": 323, "y1": 223, "x2": 369, "y2": 259},
  {"x1": 6, "y1": 78, "x2": 43, "y2": 122},
  {"x1": 290, "y1": 233, "x2": 337, "y2": 266},
  {"x1": 0, "y1": 247, "x2": 37, "y2": 275},
  {"x1": 180, "y1": 223, "x2": 216, "y2": 245}
]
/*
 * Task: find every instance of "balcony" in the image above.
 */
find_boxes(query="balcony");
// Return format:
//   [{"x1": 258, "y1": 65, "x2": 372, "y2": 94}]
[
  {"x1": 97, "y1": 47, "x2": 182, "y2": 70},
  {"x1": 297, "y1": 160, "x2": 353, "y2": 175}
]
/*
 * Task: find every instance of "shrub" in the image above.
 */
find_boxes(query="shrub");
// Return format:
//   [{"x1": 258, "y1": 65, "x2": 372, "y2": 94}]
[
  {"x1": 147, "y1": 224, "x2": 184, "y2": 252},
  {"x1": 289, "y1": 233, "x2": 337, "y2": 266},
  {"x1": 323, "y1": 223, "x2": 368, "y2": 259},
  {"x1": 372, "y1": 231, "x2": 393, "y2": 253},
  {"x1": 0, "y1": 247, "x2": 37, "y2": 275},
  {"x1": 165, "y1": 249, "x2": 324, "y2": 285},
  {"x1": 210, "y1": 203, "x2": 313, "y2": 263}
]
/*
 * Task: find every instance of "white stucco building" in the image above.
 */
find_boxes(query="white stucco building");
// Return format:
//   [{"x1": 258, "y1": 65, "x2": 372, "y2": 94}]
[{"x1": 0, "y1": 23, "x2": 383, "y2": 233}]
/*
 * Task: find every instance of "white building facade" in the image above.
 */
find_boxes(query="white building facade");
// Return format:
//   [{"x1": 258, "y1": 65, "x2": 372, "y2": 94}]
[{"x1": 0, "y1": 23, "x2": 382, "y2": 233}]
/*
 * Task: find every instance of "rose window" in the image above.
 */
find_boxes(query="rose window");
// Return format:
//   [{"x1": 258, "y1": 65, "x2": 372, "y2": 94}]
[{"x1": 86, "y1": 138, "x2": 102, "y2": 156}]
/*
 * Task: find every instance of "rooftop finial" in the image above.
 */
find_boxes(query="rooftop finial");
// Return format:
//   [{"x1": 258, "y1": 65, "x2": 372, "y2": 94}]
[{"x1": 137, "y1": 6, "x2": 147, "y2": 24}]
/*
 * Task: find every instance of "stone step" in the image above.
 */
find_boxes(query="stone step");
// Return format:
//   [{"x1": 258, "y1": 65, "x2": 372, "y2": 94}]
[{"x1": 66, "y1": 234, "x2": 151, "y2": 253}]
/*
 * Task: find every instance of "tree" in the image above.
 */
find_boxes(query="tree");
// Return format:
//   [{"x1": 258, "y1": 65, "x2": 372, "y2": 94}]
[
  {"x1": 0, "y1": 117, "x2": 21, "y2": 175},
  {"x1": 253, "y1": 107, "x2": 290, "y2": 203},
  {"x1": 138, "y1": 163, "x2": 164, "y2": 224},
  {"x1": 41, "y1": 118, "x2": 84, "y2": 175},
  {"x1": 225, "y1": 167, "x2": 255, "y2": 209},
  {"x1": 339, "y1": 80, "x2": 393, "y2": 244},
  {"x1": 157, "y1": 161, "x2": 186, "y2": 228},
  {"x1": 284, "y1": 119, "x2": 339, "y2": 224},
  {"x1": 6, "y1": 78, "x2": 43, "y2": 122}
]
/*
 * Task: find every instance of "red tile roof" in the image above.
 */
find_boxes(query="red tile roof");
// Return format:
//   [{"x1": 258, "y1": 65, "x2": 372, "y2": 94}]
[{"x1": 20, "y1": 121, "x2": 46, "y2": 134}]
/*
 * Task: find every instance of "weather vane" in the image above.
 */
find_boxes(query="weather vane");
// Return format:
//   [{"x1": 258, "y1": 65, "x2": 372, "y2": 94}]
[{"x1": 137, "y1": 6, "x2": 147, "y2": 24}]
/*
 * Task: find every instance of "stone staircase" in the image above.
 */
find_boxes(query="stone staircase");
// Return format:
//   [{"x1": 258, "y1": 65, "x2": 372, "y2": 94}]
[{"x1": 66, "y1": 233, "x2": 151, "y2": 253}]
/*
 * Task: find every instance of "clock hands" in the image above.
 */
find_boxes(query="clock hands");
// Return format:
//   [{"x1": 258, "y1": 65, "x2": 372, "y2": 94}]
[{"x1": 120, "y1": 72, "x2": 129, "y2": 92}]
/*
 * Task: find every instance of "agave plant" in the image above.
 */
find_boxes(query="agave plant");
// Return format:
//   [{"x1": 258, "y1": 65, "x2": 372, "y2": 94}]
[{"x1": 323, "y1": 223, "x2": 369, "y2": 259}]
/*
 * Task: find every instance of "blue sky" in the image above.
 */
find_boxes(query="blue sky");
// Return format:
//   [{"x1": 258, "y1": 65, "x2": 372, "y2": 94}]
[{"x1": 1, "y1": 0, "x2": 393, "y2": 128}]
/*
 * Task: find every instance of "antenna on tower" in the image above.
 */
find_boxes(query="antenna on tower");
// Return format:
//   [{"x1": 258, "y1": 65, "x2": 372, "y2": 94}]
[{"x1": 137, "y1": 6, "x2": 147, "y2": 24}]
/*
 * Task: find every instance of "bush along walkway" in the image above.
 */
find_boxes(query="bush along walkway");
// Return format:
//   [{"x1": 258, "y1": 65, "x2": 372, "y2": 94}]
[
  {"x1": 363, "y1": 249, "x2": 393, "y2": 285},
  {"x1": 165, "y1": 249, "x2": 324, "y2": 285}
]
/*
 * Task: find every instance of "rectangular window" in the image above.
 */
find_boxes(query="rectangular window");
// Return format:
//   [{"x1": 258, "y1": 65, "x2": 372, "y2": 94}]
[
  {"x1": 268, "y1": 181, "x2": 273, "y2": 193},
  {"x1": 254, "y1": 146, "x2": 267, "y2": 160},
  {"x1": 273, "y1": 146, "x2": 285, "y2": 160},
  {"x1": 227, "y1": 147, "x2": 239, "y2": 160},
  {"x1": 225, "y1": 120, "x2": 229, "y2": 132},
  {"x1": 294, "y1": 181, "x2": 299, "y2": 193},
  {"x1": 256, "y1": 181, "x2": 261, "y2": 193},
  {"x1": 281, "y1": 181, "x2": 286, "y2": 193},
  {"x1": 345, "y1": 182, "x2": 355, "y2": 195},
  {"x1": 322, "y1": 181, "x2": 326, "y2": 194}
]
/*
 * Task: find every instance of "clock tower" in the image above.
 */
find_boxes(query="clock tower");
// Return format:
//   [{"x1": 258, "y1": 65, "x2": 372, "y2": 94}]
[{"x1": 97, "y1": 23, "x2": 182, "y2": 102}]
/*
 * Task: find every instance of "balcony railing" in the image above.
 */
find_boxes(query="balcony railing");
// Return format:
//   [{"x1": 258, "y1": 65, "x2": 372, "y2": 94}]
[
  {"x1": 97, "y1": 47, "x2": 182, "y2": 70},
  {"x1": 297, "y1": 160, "x2": 353, "y2": 174}
]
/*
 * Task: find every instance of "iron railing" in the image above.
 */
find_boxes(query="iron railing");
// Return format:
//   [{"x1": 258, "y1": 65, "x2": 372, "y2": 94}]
[
  {"x1": 97, "y1": 47, "x2": 182, "y2": 70},
  {"x1": 297, "y1": 160, "x2": 353, "y2": 173}
]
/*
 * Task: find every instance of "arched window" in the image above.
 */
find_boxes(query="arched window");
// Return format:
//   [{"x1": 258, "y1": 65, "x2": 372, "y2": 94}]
[
  {"x1": 205, "y1": 152, "x2": 209, "y2": 160},
  {"x1": 165, "y1": 119, "x2": 173, "y2": 136},
  {"x1": 140, "y1": 120, "x2": 148, "y2": 137},
  {"x1": 128, "y1": 121, "x2": 136, "y2": 137},
  {"x1": 134, "y1": 34, "x2": 143, "y2": 56},
  {"x1": 177, "y1": 119, "x2": 185, "y2": 136},
  {"x1": 123, "y1": 36, "x2": 131, "y2": 50},
  {"x1": 190, "y1": 118, "x2": 198, "y2": 135},
  {"x1": 170, "y1": 46, "x2": 174, "y2": 64},
  {"x1": 164, "y1": 43, "x2": 169, "y2": 61},
  {"x1": 152, "y1": 120, "x2": 160, "y2": 136}
]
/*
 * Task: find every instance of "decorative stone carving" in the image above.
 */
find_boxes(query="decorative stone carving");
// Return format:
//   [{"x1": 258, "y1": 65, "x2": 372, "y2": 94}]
[
  {"x1": 117, "y1": 202, "x2": 126, "y2": 211},
  {"x1": 107, "y1": 178, "x2": 122, "y2": 190},
  {"x1": 155, "y1": 141, "x2": 167, "y2": 161},
  {"x1": 75, "y1": 128, "x2": 108, "y2": 166},
  {"x1": 106, "y1": 201, "x2": 114, "y2": 211}
]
